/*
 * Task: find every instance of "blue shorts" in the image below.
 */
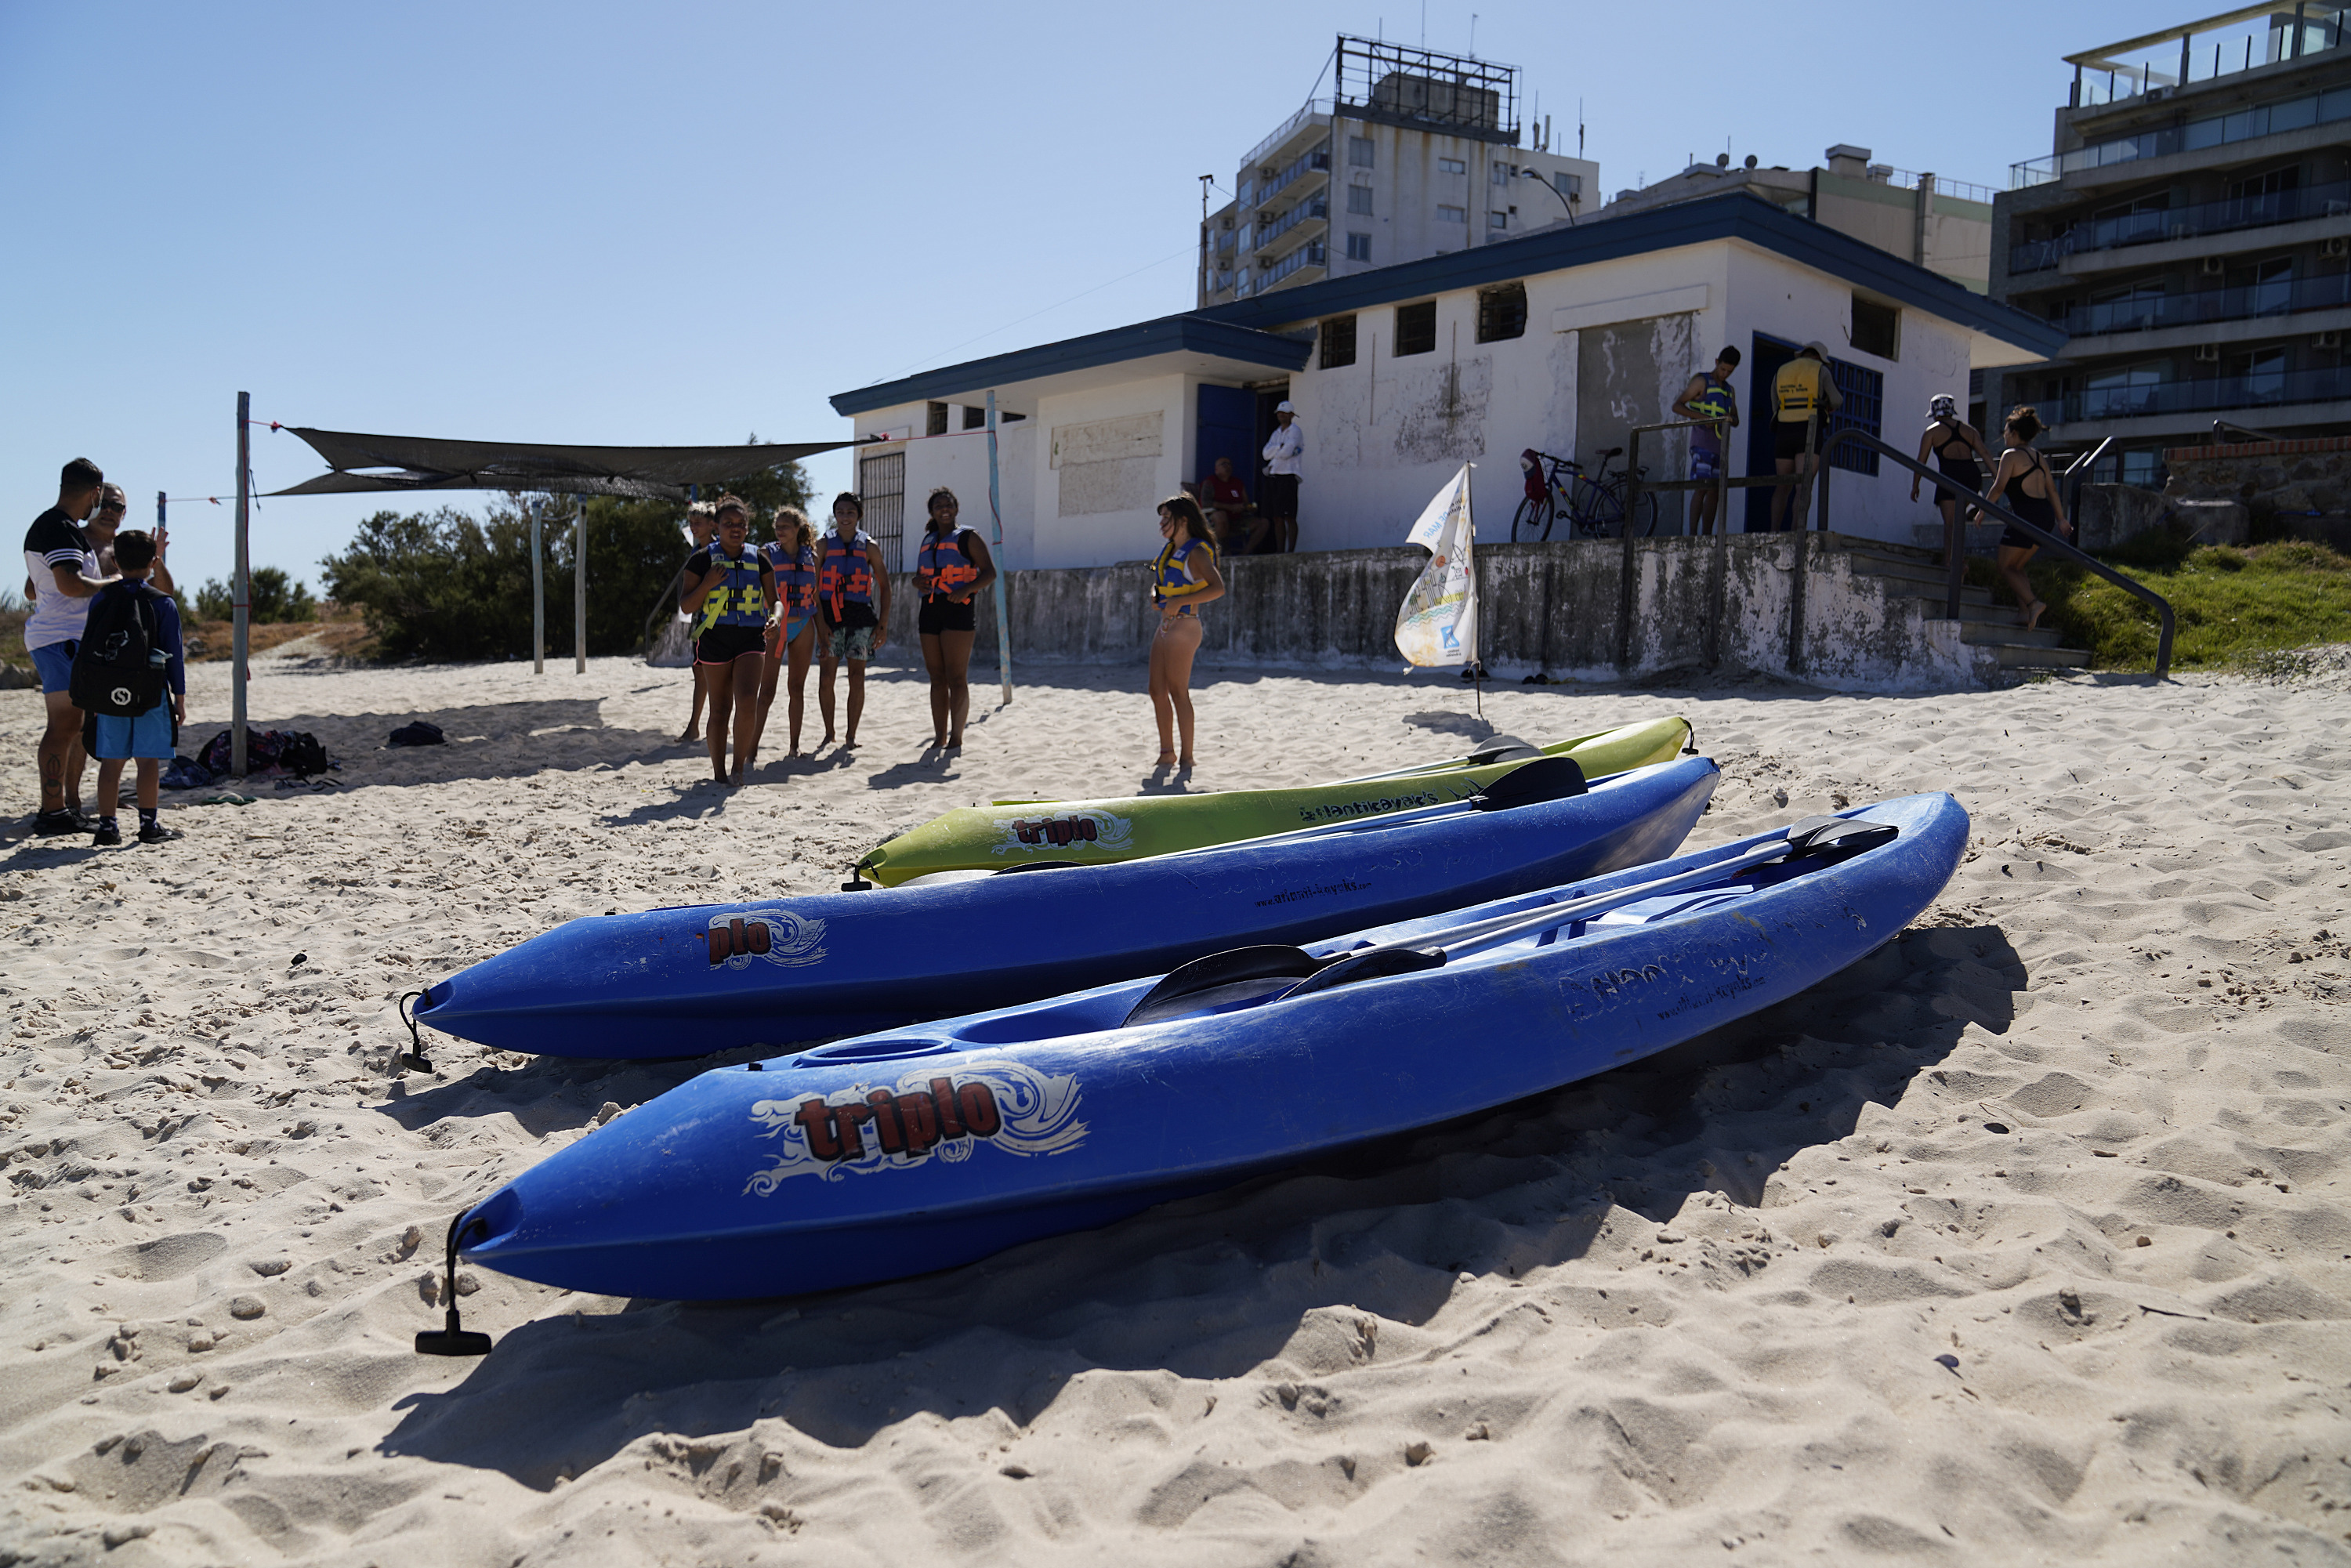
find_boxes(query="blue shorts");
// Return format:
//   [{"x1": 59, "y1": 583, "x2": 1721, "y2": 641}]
[
  {"x1": 89, "y1": 699, "x2": 176, "y2": 760},
  {"x1": 1690, "y1": 447, "x2": 1722, "y2": 482},
  {"x1": 29, "y1": 639, "x2": 78, "y2": 694}
]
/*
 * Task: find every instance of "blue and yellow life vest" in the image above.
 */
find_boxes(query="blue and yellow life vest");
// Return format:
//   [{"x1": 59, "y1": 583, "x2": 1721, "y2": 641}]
[
  {"x1": 1152, "y1": 537, "x2": 1214, "y2": 609},
  {"x1": 916, "y1": 527, "x2": 979, "y2": 601},
  {"x1": 694, "y1": 546, "x2": 770, "y2": 635},
  {"x1": 768, "y1": 541, "x2": 817, "y2": 616},
  {"x1": 1685, "y1": 372, "x2": 1734, "y2": 425},
  {"x1": 818, "y1": 530, "x2": 876, "y2": 620}
]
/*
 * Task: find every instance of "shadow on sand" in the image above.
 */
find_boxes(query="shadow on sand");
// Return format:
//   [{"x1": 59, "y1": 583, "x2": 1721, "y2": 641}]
[{"x1": 378, "y1": 923, "x2": 2023, "y2": 1487}]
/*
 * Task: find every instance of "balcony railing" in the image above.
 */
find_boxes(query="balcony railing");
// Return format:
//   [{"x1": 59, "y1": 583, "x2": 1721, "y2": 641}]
[
  {"x1": 2070, "y1": 5, "x2": 2349, "y2": 110},
  {"x1": 2056, "y1": 364, "x2": 2351, "y2": 424},
  {"x1": 2059, "y1": 271, "x2": 2351, "y2": 335},
  {"x1": 1256, "y1": 145, "x2": 1331, "y2": 207},
  {"x1": 1241, "y1": 100, "x2": 1335, "y2": 176},
  {"x1": 1260, "y1": 241, "x2": 1328, "y2": 289},
  {"x1": 1255, "y1": 196, "x2": 1328, "y2": 249},
  {"x1": 2012, "y1": 80, "x2": 2351, "y2": 187},
  {"x1": 2011, "y1": 179, "x2": 2351, "y2": 272}
]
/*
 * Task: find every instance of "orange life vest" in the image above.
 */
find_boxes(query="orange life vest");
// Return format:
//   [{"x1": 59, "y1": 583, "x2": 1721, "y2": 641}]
[
  {"x1": 817, "y1": 530, "x2": 876, "y2": 620},
  {"x1": 916, "y1": 528, "x2": 979, "y2": 601}
]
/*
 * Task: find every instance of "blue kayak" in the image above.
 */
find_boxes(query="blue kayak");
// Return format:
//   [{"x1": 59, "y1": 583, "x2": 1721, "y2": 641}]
[
  {"x1": 412, "y1": 755, "x2": 1719, "y2": 1059},
  {"x1": 454, "y1": 791, "x2": 1967, "y2": 1302}
]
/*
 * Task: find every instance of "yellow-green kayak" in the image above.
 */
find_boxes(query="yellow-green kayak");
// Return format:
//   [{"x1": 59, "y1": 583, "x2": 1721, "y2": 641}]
[{"x1": 854, "y1": 715, "x2": 1691, "y2": 885}]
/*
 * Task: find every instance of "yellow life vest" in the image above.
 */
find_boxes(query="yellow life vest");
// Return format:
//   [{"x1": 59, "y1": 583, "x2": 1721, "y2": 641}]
[{"x1": 1773, "y1": 358, "x2": 1827, "y2": 422}]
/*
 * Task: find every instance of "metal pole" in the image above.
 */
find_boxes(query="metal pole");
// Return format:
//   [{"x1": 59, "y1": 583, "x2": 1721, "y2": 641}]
[
  {"x1": 987, "y1": 392, "x2": 1012, "y2": 707},
  {"x1": 232, "y1": 392, "x2": 250, "y2": 777},
  {"x1": 1616, "y1": 429, "x2": 1640, "y2": 673},
  {"x1": 574, "y1": 495, "x2": 588, "y2": 673},
  {"x1": 530, "y1": 496, "x2": 544, "y2": 675}
]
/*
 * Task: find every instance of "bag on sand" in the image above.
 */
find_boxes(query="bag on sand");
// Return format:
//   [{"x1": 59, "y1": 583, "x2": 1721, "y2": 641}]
[
  {"x1": 388, "y1": 720, "x2": 445, "y2": 747},
  {"x1": 70, "y1": 585, "x2": 167, "y2": 718}
]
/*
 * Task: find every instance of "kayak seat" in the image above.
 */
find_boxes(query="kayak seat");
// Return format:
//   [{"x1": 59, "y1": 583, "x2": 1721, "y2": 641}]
[{"x1": 1473, "y1": 755, "x2": 1587, "y2": 810}]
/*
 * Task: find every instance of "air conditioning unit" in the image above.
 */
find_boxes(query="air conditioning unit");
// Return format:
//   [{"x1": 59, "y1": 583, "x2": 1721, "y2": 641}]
[
  {"x1": 2201, "y1": 255, "x2": 2226, "y2": 275},
  {"x1": 2196, "y1": 344, "x2": 2222, "y2": 362},
  {"x1": 2317, "y1": 331, "x2": 2343, "y2": 348},
  {"x1": 2324, "y1": 236, "x2": 2350, "y2": 258}
]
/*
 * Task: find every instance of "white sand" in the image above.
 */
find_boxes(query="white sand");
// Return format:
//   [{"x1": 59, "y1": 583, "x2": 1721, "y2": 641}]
[{"x1": 2, "y1": 644, "x2": 2348, "y2": 1565}]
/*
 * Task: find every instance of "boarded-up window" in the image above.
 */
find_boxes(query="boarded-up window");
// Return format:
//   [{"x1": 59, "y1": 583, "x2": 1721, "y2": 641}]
[
  {"x1": 1476, "y1": 282, "x2": 1527, "y2": 342},
  {"x1": 1395, "y1": 299, "x2": 1437, "y2": 357},
  {"x1": 1051, "y1": 411, "x2": 1165, "y2": 516},
  {"x1": 1320, "y1": 313, "x2": 1358, "y2": 368}
]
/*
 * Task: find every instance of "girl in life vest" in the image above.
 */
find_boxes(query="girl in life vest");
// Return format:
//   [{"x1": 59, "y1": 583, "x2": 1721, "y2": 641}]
[
  {"x1": 1147, "y1": 494, "x2": 1225, "y2": 771},
  {"x1": 815, "y1": 491, "x2": 890, "y2": 751},
  {"x1": 914, "y1": 487, "x2": 998, "y2": 755},
  {"x1": 749, "y1": 505, "x2": 821, "y2": 763},
  {"x1": 679, "y1": 495, "x2": 777, "y2": 786}
]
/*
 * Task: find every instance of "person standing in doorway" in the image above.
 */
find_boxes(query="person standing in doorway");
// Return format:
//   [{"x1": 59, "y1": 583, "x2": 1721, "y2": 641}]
[
  {"x1": 1147, "y1": 494, "x2": 1225, "y2": 770},
  {"x1": 749, "y1": 505, "x2": 820, "y2": 765},
  {"x1": 24, "y1": 458, "x2": 114, "y2": 835},
  {"x1": 676, "y1": 501, "x2": 718, "y2": 743},
  {"x1": 816, "y1": 491, "x2": 890, "y2": 751},
  {"x1": 1260, "y1": 400, "x2": 1303, "y2": 552},
  {"x1": 1768, "y1": 342, "x2": 1843, "y2": 532},
  {"x1": 913, "y1": 487, "x2": 995, "y2": 755},
  {"x1": 679, "y1": 495, "x2": 774, "y2": 786},
  {"x1": 1671, "y1": 346, "x2": 1741, "y2": 536},
  {"x1": 1983, "y1": 406, "x2": 2072, "y2": 632},
  {"x1": 1911, "y1": 394, "x2": 1998, "y2": 542}
]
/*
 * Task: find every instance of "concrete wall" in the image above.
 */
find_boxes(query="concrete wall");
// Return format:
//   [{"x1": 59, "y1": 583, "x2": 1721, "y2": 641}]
[
  {"x1": 907, "y1": 534, "x2": 1998, "y2": 693},
  {"x1": 852, "y1": 411, "x2": 1039, "y2": 574}
]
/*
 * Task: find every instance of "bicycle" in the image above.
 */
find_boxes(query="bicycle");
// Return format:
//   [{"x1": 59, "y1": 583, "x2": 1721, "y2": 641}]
[{"x1": 1511, "y1": 447, "x2": 1661, "y2": 541}]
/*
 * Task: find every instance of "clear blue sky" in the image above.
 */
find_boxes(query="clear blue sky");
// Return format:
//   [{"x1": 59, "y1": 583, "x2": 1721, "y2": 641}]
[{"x1": 2, "y1": 0, "x2": 2154, "y2": 596}]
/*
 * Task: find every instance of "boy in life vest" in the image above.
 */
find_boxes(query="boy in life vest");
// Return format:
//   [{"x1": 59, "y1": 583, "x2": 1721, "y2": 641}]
[
  {"x1": 78, "y1": 530, "x2": 183, "y2": 846},
  {"x1": 1768, "y1": 341, "x2": 1843, "y2": 532},
  {"x1": 1670, "y1": 346, "x2": 1741, "y2": 536},
  {"x1": 815, "y1": 491, "x2": 891, "y2": 751}
]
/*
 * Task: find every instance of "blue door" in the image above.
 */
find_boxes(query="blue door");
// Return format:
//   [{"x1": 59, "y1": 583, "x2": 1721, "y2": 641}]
[{"x1": 1197, "y1": 386, "x2": 1257, "y2": 502}]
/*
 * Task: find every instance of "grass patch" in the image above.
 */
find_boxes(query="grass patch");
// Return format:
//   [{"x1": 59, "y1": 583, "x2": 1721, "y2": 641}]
[{"x1": 1965, "y1": 534, "x2": 2351, "y2": 671}]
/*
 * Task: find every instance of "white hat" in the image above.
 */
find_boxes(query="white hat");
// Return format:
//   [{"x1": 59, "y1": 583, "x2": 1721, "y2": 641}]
[{"x1": 1275, "y1": 400, "x2": 1295, "y2": 413}]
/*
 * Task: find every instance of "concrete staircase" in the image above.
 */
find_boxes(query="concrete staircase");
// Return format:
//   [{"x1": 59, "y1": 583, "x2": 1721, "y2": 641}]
[{"x1": 1838, "y1": 538, "x2": 2091, "y2": 672}]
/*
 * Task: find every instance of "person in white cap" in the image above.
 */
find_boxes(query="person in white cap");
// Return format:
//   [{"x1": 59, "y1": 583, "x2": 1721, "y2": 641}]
[
  {"x1": 1260, "y1": 400, "x2": 1303, "y2": 552},
  {"x1": 1911, "y1": 393, "x2": 1996, "y2": 545},
  {"x1": 1768, "y1": 341, "x2": 1843, "y2": 532}
]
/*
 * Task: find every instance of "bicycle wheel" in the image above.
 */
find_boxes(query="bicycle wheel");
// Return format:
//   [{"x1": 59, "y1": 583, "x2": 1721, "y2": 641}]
[
  {"x1": 1510, "y1": 493, "x2": 1553, "y2": 543},
  {"x1": 1575, "y1": 478, "x2": 1623, "y2": 538}
]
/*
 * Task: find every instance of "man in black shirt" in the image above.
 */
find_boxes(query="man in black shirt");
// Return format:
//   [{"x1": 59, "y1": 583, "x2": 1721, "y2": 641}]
[{"x1": 23, "y1": 458, "x2": 116, "y2": 834}]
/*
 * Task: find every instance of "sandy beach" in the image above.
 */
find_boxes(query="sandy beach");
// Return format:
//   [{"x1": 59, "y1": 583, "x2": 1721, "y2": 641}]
[{"x1": 2, "y1": 642, "x2": 2348, "y2": 1566}]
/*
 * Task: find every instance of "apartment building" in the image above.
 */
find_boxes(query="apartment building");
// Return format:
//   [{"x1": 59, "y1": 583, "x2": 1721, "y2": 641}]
[
  {"x1": 1990, "y1": 5, "x2": 2351, "y2": 486},
  {"x1": 1593, "y1": 146, "x2": 1995, "y2": 295},
  {"x1": 1197, "y1": 36, "x2": 1598, "y2": 308}
]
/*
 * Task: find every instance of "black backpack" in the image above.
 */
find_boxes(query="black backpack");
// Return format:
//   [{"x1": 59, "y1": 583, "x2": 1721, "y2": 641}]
[{"x1": 70, "y1": 584, "x2": 167, "y2": 718}]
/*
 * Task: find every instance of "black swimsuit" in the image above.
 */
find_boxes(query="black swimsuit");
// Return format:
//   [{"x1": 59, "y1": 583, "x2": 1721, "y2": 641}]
[
  {"x1": 1998, "y1": 449, "x2": 2057, "y2": 550},
  {"x1": 1931, "y1": 422, "x2": 1983, "y2": 502}
]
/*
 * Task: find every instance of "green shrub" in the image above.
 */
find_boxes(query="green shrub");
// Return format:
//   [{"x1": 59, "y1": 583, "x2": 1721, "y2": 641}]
[
  {"x1": 1978, "y1": 538, "x2": 2351, "y2": 671},
  {"x1": 194, "y1": 567, "x2": 315, "y2": 624}
]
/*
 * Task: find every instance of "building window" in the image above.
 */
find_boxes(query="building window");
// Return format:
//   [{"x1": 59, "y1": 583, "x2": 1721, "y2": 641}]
[
  {"x1": 1491, "y1": 162, "x2": 1516, "y2": 185},
  {"x1": 1349, "y1": 136, "x2": 1375, "y2": 168},
  {"x1": 962, "y1": 404, "x2": 986, "y2": 430},
  {"x1": 1488, "y1": 209, "x2": 1509, "y2": 230},
  {"x1": 1559, "y1": 172, "x2": 1582, "y2": 198},
  {"x1": 1850, "y1": 295, "x2": 1901, "y2": 360},
  {"x1": 1320, "y1": 313, "x2": 1358, "y2": 369},
  {"x1": 1476, "y1": 282, "x2": 1527, "y2": 343},
  {"x1": 1395, "y1": 300, "x2": 1437, "y2": 357},
  {"x1": 926, "y1": 402, "x2": 949, "y2": 438},
  {"x1": 1237, "y1": 180, "x2": 1255, "y2": 208},
  {"x1": 1825, "y1": 358, "x2": 1885, "y2": 476},
  {"x1": 1347, "y1": 185, "x2": 1375, "y2": 215},
  {"x1": 1437, "y1": 204, "x2": 1467, "y2": 224},
  {"x1": 1345, "y1": 231, "x2": 1372, "y2": 262},
  {"x1": 1439, "y1": 157, "x2": 1465, "y2": 176}
]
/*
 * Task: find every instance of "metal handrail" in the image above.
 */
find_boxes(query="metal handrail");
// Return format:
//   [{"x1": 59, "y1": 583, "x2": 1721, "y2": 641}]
[
  {"x1": 2060, "y1": 435, "x2": 2117, "y2": 521},
  {"x1": 1815, "y1": 429, "x2": 2175, "y2": 679},
  {"x1": 2214, "y1": 417, "x2": 2285, "y2": 443}
]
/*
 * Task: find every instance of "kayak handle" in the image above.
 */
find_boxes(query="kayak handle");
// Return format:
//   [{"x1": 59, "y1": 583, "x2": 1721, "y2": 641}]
[
  {"x1": 396, "y1": 991, "x2": 433, "y2": 1074},
  {"x1": 415, "y1": 1208, "x2": 494, "y2": 1358}
]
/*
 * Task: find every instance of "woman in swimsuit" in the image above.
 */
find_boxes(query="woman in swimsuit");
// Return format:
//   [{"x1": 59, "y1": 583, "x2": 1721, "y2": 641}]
[
  {"x1": 1910, "y1": 393, "x2": 1997, "y2": 544},
  {"x1": 749, "y1": 505, "x2": 820, "y2": 764},
  {"x1": 679, "y1": 495, "x2": 777, "y2": 785},
  {"x1": 1982, "y1": 405, "x2": 2073, "y2": 632},
  {"x1": 1147, "y1": 494, "x2": 1225, "y2": 771}
]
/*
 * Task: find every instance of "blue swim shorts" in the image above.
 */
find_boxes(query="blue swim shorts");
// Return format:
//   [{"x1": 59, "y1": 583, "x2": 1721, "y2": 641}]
[{"x1": 29, "y1": 639, "x2": 78, "y2": 695}]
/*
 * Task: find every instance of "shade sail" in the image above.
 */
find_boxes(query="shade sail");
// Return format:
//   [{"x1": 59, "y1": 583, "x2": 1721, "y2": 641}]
[{"x1": 266, "y1": 428, "x2": 853, "y2": 502}]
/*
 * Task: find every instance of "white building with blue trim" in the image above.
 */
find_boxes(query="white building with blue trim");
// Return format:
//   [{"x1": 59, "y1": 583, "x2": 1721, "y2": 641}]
[{"x1": 830, "y1": 192, "x2": 2066, "y2": 574}]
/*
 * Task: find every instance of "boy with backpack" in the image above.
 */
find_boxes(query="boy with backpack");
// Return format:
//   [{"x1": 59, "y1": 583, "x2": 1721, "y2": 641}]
[{"x1": 73, "y1": 530, "x2": 183, "y2": 846}]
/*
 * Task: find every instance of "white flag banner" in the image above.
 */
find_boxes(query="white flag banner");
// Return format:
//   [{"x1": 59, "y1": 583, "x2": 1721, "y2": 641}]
[{"x1": 1394, "y1": 463, "x2": 1478, "y2": 668}]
